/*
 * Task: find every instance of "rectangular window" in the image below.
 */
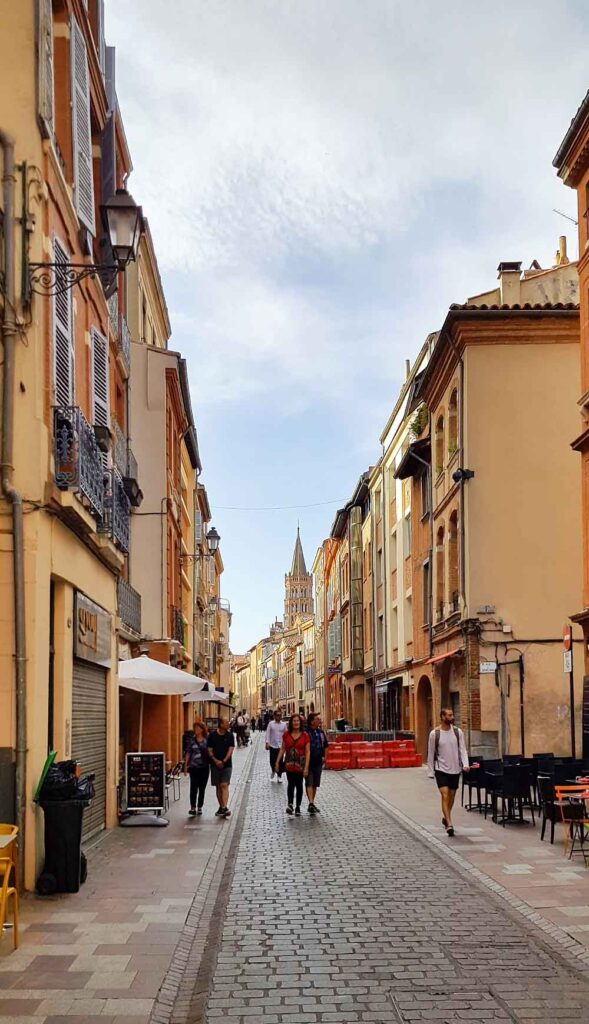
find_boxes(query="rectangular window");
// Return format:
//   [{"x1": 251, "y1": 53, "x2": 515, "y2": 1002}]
[
  {"x1": 90, "y1": 327, "x2": 109, "y2": 427},
  {"x1": 422, "y1": 561, "x2": 430, "y2": 626},
  {"x1": 420, "y1": 470, "x2": 431, "y2": 517},
  {"x1": 37, "y1": 0, "x2": 54, "y2": 137},
  {"x1": 403, "y1": 514, "x2": 411, "y2": 555},
  {"x1": 52, "y1": 237, "x2": 74, "y2": 406},
  {"x1": 71, "y1": 15, "x2": 95, "y2": 233}
]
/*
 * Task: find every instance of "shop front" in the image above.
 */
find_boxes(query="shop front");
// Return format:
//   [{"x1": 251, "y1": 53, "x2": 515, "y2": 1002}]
[
  {"x1": 72, "y1": 593, "x2": 112, "y2": 842},
  {"x1": 376, "y1": 678, "x2": 403, "y2": 731}
]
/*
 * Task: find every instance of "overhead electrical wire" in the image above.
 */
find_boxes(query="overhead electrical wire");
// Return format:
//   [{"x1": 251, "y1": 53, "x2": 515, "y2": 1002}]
[{"x1": 212, "y1": 498, "x2": 346, "y2": 512}]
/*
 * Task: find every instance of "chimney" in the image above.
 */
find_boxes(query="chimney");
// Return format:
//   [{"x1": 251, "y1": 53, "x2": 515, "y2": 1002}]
[
  {"x1": 496, "y1": 261, "x2": 522, "y2": 305},
  {"x1": 404, "y1": 359, "x2": 411, "y2": 380},
  {"x1": 555, "y1": 235, "x2": 569, "y2": 266}
]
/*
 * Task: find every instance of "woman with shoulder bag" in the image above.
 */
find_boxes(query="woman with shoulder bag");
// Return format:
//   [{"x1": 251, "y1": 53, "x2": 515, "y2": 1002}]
[
  {"x1": 276, "y1": 714, "x2": 310, "y2": 817},
  {"x1": 184, "y1": 721, "x2": 210, "y2": 816}
]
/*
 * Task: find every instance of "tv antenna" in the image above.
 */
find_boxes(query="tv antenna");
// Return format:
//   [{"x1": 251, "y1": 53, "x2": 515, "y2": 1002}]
[{"x1": 553, "y1": 208, "x2": 578, "y2": 226}]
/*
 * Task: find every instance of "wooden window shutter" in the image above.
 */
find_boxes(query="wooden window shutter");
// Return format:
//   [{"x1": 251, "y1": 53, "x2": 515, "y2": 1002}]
[
  {"x1": 52, "y1": 237, "x2": 74, "y2": 406},
  {"x1": 90, "y1": 327, "x2": 109, "y2": 427},
  {"x1": 195, "y1": 509, "x2": 203, "y2": 545},
  {"x1": 71, "y1": 16, "x2": 95, "y2": 233},
  {"x1": 37, "y1": 0, "x2": 54, "y2": 138}
]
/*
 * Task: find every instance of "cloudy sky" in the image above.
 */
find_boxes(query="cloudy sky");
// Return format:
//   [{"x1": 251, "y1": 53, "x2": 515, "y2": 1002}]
[{"x1": 106, "y1": 0, "x2": 587, "y2": 652}]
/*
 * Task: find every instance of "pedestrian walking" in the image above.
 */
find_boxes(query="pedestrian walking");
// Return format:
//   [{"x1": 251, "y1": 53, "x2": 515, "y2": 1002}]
[
  {"x1": 275, "y1": 713, "x2": 310, "y2": 816},
  {"x1": 427, "y1": 707, "x2": 469, "y2": 836},
  {"x1": 236, "y1": 710, "x2": 246, "y2": 747},
  {"x1": 207, "y1": 718, "x2": 235, "y2": 818},
  {"x1": 184, "y1": 721, "x2": 210, "y2": 816},
  {"x1": 306, "y1": 712, "x2": 328, "y2": 814},
  {"x1": 265, "y1": 708, "x2": 287, "y2": 782}
]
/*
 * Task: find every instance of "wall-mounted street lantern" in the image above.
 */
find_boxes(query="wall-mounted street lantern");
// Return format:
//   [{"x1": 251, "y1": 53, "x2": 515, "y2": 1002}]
[
  {"x1": 28, "y1": 188, "x2": 143, "y2": 297},
  {"x1": 206, "y1": 526, "x2": 220, "y2": 554}
]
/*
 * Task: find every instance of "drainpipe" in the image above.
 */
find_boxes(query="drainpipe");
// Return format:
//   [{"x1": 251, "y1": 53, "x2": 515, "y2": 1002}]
[{"x1": 0, "y1": 128, "x2": 27, "y2": 890}]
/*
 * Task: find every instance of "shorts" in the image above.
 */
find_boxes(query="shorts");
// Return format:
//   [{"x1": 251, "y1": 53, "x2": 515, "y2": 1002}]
[
  {"x1": 435, "y1": 770, "x2": 460, "y2": 791},
  {"x1": 307, "y1": 761, "x2": 323, "y2": 788},
  {"x1": 210, "y1": 764, "x2": 232, "y2": 786}
]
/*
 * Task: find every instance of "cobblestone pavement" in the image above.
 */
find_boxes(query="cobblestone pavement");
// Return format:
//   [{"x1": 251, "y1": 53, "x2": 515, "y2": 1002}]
[{"x1": 177, "y1": 741, "x2": 589, "y2": 1024}]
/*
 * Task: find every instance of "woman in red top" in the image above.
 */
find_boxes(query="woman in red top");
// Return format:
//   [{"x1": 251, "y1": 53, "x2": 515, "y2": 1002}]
[{"x1": 275, "y1": 714, "x2": 310, "y2": 816}]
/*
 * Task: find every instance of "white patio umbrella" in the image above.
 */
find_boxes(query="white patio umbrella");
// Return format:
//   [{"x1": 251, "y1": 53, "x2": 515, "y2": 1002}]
[
  {"x1": 118, "y1": 655, "x2": 211, "y2": 750},
  {"x1": 182, "y1": 688, "x2": 229, "y2": 704}
]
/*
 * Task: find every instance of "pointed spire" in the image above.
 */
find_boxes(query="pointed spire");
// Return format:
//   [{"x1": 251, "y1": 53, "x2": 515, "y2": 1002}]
[{"x1": 290, "y1": 526, "x2": 307, "y2": 576}]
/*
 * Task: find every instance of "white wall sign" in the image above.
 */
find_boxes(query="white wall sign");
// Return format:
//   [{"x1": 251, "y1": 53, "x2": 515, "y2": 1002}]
[{"x1": 480, "y1": 661, "x2": 497, "y2": 674}]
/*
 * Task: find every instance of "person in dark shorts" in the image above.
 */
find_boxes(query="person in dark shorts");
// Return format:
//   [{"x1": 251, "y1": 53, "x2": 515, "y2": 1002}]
[
  {"x1": 306, "y1": 712, "x2": 328, "y2": 814},
  {"x1": 207, "y1": 719, "x2": 235, "y2": 818},
  {"x1": 184, "y1": 721, "x2": 209, "y2": 816},
  {"x1": 276, "y1": 714, "x2": 310, "y2": 816},
  {"x1": 427, "y1": 707, "x2": 469, "y2": 836}
]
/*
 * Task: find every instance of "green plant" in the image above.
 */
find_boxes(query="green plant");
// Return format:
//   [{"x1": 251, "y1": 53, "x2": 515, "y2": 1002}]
[{"x1": 410, "y1": 405, "x2": 428, "y2": 439}]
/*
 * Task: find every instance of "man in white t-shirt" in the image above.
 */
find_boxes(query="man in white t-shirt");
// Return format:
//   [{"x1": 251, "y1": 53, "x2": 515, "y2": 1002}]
[
  {"x1": 427, "y1": 707, "x2": 469, "y2": 837},
  {"x1": 265, "y1": 709, "x2": 287, "y2": 782}
]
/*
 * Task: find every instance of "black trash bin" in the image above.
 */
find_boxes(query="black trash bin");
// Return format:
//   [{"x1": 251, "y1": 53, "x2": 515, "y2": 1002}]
[{"x1": 38, "y1": 799, "x2": 87, "y2": 894}]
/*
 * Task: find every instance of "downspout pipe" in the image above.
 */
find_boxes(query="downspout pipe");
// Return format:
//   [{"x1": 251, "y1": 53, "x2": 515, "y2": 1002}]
[{"x1": 0, "y1": 127, "x2": 27, "y2": 890}]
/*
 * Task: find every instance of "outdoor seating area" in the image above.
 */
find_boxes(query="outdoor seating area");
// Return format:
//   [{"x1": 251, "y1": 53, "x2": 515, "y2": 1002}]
[
  {"x1": 326, "y1": 736, "x2": 422, "y2": 770},
  {"x1": 461, "y1": 752, "x2": 589, "y2": 863}
]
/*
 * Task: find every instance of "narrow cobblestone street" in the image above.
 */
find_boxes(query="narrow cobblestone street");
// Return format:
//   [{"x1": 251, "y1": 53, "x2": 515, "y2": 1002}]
[{"x1": 161, "y1": 739, "x2": 589, "y2": 1024}]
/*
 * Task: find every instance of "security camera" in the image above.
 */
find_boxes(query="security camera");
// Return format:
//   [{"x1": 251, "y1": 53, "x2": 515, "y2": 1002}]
[{"x1": 452, "y1": 467, "x2": 475, "y2": 484}]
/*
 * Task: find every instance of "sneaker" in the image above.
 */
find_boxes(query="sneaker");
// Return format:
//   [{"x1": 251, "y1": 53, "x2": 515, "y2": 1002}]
[
  {"x1": 295, "y1": 807, "x2": 301, "y2": 816},
  {"x1": 215, "y1": 807, "x2": 224, "y2": 816},
  {"x1": 222, "y1": 808, "x2": 231, "y2": 817},
  {"x1": 308, "y1": 804, "x2": 316, "y2": 814},
  {"x1": 188, "y1": 808, "x2": 196, "y2": 817},
  {"x1": 313, "y1": 805, "x2": 320, "y2": 813},
  {"x1": 286, "y1": 804, "x2": 294, "y2": 815},
  {"x1": 271, "y1": 773, "x2": 275, "y2": 781},
  {"x1": 446, "y1": 825, "x2": 454, "y2": 837},
  {"x1": 276, "y1": 776, "x2": 283, "y2": 783},
  {"x1": 196, "y1": 808, "x2": 203, "y2": 816}
]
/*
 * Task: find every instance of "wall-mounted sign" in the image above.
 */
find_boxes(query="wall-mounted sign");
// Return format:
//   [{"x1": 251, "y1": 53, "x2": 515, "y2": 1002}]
[
  {"x1": 564, "y1": 650, "x2": 573, "y2": 674},
  {"x1": 74, "y1": 592, "x2": 112, "y2": 666},
  {"x1": 480, "y1": 661, "x2": 497, "y2": 674}
]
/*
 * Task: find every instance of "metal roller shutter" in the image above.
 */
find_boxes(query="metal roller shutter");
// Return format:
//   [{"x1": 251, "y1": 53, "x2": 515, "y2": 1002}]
[{"x1": 72, "y1": 659, "x2": 107, "y2": 840}]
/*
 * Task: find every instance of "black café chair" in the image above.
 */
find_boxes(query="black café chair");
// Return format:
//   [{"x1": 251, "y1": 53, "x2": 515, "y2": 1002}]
[
  {"x1": 483, "y1": 761, "x2": 503, "y2": 819},
  {"x1": 462, "y1": 756, "x2": 485, "y2": 812},
  {"x1": 538, "y1": 774, "x2": 559, "y2": 844},
  {"x1": 493, "y1": 764, "x2": 535, "y2": 827}
]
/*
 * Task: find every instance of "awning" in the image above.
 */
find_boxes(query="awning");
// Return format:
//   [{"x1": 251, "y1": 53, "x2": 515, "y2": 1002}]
[
  {"x1": 426, "y1": 647, "x2": 463, "y2": 666},
  {"x1": 182, "y1": 688, "x2": 229, "y2": 704},
  {"x1": 118, "y1": 655, "x2": 210, "y2": 695}
]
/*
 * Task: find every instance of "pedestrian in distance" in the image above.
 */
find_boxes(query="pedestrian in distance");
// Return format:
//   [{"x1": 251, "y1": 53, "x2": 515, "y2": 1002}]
[
  {"x1": 276, "y1": 713, "x2": 310, "y2": 817},
  {"x1": 306, "y1": 712, "x2": 328, "y2": 814},
  {"x1": 207, "y1": 718, "x2": 235, "y2": 818},
  {"x1": 236, "y1": 710, "x2": 246, "y2": 747},
  {"x1": 184, "y1": 721, "x2": 210, "y2": 817},
  {"x1": 265, "y1": 708, "x2": 287, "y2": 782},
  {"x1": 427, "y1": 707, "x2": 469, "y2": 837}
]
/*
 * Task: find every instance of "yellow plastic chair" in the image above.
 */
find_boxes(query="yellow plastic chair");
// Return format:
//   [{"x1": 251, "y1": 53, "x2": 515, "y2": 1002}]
[{"x1": 0, "y1": 825, "x2": 18, "y2": 950}]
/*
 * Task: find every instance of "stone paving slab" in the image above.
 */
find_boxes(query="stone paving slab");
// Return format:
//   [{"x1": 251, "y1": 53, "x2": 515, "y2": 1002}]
[
  {"x1": 162, "y1": 742, "x2": 589, "y2": 1024},
  {"x1": 0, "y1": 744, "x2": 253, "y2": 1022},
  {"x1": 350, "y1": 767, "x2": 589, "y2": 948}
]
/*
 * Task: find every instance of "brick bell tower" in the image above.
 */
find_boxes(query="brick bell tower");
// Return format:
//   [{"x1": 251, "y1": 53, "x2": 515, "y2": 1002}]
[{"x1": 284, "y1": 527, "x2": 314, "y2": 629}]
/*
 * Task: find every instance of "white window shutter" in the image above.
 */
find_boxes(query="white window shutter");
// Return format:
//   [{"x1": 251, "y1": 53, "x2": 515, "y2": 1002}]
[
  {"x1": 38, "y1": 0, "x2": 54, "y2": 137},
  {"x1": 96, "y1": 0, "x2": 106, "y2": 75},
  {"x1": 53, "y1": 237, "x2": 74, "y2": 406},
  {"x1": 90, "y1": 327, "x2": 109, "y2": 427},
  {"x1": 195, "y1": 510, "x2": 203, "y2": 545},
  {"x1": 71, "y1": 16, "x2": 95, "y2": 233}
]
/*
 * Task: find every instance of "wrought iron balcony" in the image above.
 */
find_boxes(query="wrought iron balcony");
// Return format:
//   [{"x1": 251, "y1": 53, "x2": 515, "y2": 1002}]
[
  {"x1": 118, "y1": 314, "x2": 131, "y2": 369},
  {"x1": 108, "y1": 292, "x2": 118, "y2": 339},
  {"x1": 53, "y1": 405, "x2": 104, "y2": 521},
  {"x1": 102, "y1": 467, "x2": 130, "y2": 553},
  {"x1": 172, "y1": 605, "x2": 185, "y2": 646},
  {"x1": 123, "y1": 445, "x2": 143, "y2": 507},
  {"x1": 117, "y1": 577, "x2": 141, "y2": 635},
  {"x1": 113, "y1": 418, "x2": 127, "y2": 476},
  {"x1": 451, "y1": 591, "x2": 460, "y2": 613}
]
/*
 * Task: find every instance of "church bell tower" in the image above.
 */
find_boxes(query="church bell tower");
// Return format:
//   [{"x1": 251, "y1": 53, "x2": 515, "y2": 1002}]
[{"x1": 284, "y1": 527, "x2": 314, "y2": 629}]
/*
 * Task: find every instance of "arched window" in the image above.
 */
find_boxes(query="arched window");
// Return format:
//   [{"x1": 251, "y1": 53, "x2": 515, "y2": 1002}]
[
  {"x1": 448, "y1": 510, "x2": 459, "y2": 612},
  {"x1": 436, "y1": 524, "x2": 445, "y2": 621},
  {"x1": 448, "y1": 389, "x2": 458, "y2": 456},
  {"x1": 435, "y1": 415, "x2": 445, "y2": 475}
]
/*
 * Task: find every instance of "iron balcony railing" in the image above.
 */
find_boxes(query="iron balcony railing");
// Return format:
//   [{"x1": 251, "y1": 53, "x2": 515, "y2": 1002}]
[
  {"x1": 118, "y1": 314, "x2": 131, "y2": 368},
  {"x1": 117, "y1": 577, "x2": 141, "y2": 635},
  {"x1": 103, "y1": 467, "x2": 130, "y2": 553},
  {"x1": 113, "y1": 418, "x2": 127, "y2": 476},
  {"x1": 54, "y1": 405, "x2": 104, "y2": 521},
  {"x1": 451, "y1": 591, "x2": 460, "y2": 613},
  {"x1": 172, "y1": 605, "x2": 185, "y2": 646},
  {"x1": 108, "y1": 292, "x2": 118, "y2": 339}
]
